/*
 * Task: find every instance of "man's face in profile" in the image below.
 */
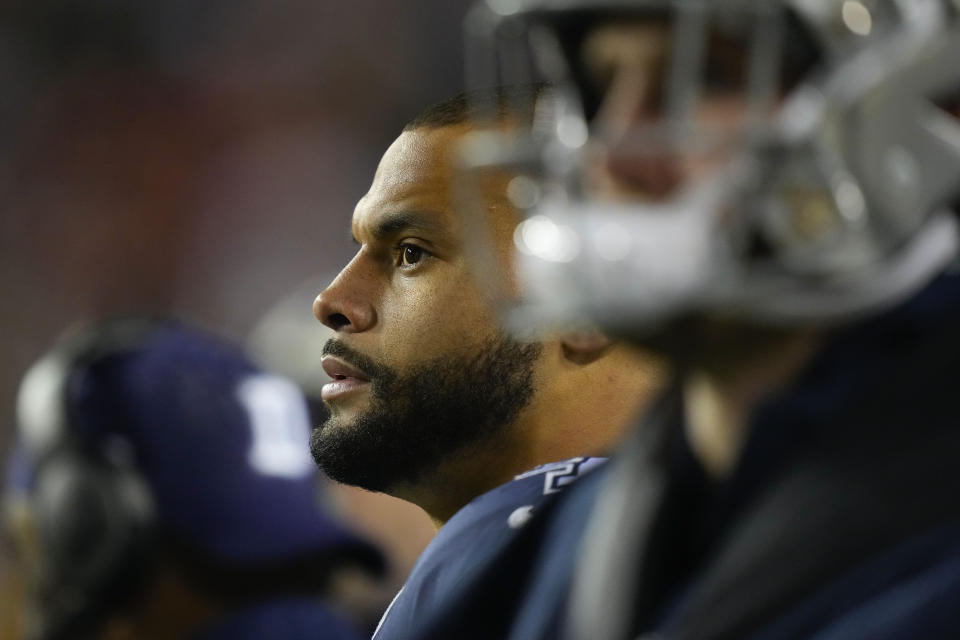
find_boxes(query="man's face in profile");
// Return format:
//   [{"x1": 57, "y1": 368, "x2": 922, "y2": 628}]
[{"x1": 310, "y1": 123, "x2": 542, "y2": 494}]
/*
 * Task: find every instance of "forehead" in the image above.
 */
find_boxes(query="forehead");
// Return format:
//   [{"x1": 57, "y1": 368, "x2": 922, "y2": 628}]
[
  {"x1": 353, "y1": 123, "x2": 518, "y2": 242},
  {"x1": 353, "y1": 126, "x2": 465, "y2": 232}
]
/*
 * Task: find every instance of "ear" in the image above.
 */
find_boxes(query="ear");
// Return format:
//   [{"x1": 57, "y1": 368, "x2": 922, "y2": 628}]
[{"x1": 560, "y1": 328, "x2": 613, "y2": 365}]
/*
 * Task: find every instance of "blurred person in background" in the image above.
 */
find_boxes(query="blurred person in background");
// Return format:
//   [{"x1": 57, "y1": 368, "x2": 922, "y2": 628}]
[
  {"x1": 309, "y1": 87, "x2": 668, "y2": 638},
  {"x1": 404, "y1": 0, "x2": 960, "y2": 638},
  {"x1": 3, "y1": 318, "x2": 387, "y2": 640},
  {"x1": 0, "y1": 0, "x2": 478, "y2": 470}
]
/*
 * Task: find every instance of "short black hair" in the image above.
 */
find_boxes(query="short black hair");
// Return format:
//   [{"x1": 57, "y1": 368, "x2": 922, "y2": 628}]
[{"x1": 403, "y1": 84, "x2": 551, "y2": 132}]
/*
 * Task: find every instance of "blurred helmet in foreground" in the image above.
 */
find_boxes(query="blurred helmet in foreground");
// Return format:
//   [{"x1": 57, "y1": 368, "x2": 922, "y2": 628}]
[{"x1": 458, "y1": 0, "x2": 960, "y2": 336}]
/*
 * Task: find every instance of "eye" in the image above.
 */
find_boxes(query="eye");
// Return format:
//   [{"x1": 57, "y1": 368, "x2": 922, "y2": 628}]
[{"x1": 398, "y1": 243, "x2": 429, "y2": 268}]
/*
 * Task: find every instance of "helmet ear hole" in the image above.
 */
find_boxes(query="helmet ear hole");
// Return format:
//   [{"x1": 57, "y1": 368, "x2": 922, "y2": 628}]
[{"x1": 744, "y1": 227, "x2": 776, "y2": 262}]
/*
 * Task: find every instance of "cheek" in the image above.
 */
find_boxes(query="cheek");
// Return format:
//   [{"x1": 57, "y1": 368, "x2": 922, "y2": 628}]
[{"x1": 380, "y1": 272, "x2": 501, "y2": 362}]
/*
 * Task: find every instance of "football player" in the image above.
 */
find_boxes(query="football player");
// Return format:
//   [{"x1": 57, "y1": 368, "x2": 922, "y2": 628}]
[
  {"x1": 309, "y1": 86, "x2": 667, "y2": 638},
  {"x1": 4, "y1": 318, "x2": 386, "y2": 640},
  {"x1": 408, "y1": 0, "x2": 960, "y2": 638}
]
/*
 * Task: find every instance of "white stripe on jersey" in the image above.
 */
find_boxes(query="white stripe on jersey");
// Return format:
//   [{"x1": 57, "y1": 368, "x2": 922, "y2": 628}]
[{"x1": 372, "y1": 586, "x2": 405, "y2": 639}]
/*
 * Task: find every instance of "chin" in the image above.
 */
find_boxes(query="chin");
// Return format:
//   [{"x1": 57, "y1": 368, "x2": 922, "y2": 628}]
[{"x1": 323, "y1": 396, "x2": 369, "y2": 423}]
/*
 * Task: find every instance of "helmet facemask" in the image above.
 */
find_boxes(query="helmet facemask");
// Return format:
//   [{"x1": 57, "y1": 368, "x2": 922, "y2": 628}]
[{"x1": 456, "y1": 0, "x2": 960, "y2": 338}]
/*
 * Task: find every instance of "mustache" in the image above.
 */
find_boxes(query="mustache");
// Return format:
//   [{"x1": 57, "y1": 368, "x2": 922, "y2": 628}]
[{"x1": 322, "y1": 339, "x2": 387, "y2": 381}]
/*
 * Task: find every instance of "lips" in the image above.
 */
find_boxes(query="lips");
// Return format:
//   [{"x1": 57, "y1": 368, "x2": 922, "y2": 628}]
[
  {"x1": 320, "y1": 355, "x2": 371, "y2": 401},
  {"x1": 321, "y1": 355, "x2": 371, "y2": 381},
  {"x1": 603, "y1": 153, "x2": 684, "y2": 200}
]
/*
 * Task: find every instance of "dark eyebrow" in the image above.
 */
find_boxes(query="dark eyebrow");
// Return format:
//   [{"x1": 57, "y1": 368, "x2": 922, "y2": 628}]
[{"x1": 355, "y1": 210, "x2": 449, "y2": 245}]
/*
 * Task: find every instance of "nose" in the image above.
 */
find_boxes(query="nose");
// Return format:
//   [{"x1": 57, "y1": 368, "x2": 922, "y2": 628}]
[
  {"x1": 313, "y1": 256, "x2": 377, "y2": 333},
  {"x1": 595, "y1": 63, "x2": 664, "y2": 141}
]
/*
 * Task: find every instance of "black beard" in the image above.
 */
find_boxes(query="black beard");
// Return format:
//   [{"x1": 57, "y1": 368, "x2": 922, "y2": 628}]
[{"x1": 310, "y1": 335, "x2": 542, "y2": 493}]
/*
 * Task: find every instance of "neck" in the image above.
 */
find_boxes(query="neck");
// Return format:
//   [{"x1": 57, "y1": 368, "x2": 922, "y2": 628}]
[
  {"x1": 682, "y1": 326, "x2": 821, "y2": 479},
  {"x1": 388, "y1": 436, "x2": 532, "y2": 529}
]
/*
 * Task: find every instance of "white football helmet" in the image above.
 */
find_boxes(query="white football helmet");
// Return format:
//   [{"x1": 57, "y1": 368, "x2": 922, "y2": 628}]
[{"x1": 457, "y1": 0, "x2": 960, "y2": 336}]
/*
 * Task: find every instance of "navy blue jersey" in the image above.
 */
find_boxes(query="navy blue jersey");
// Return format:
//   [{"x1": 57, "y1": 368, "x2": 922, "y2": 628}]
[{"x1": 372, "y1": 457, "x2": 605, "y2": 640}]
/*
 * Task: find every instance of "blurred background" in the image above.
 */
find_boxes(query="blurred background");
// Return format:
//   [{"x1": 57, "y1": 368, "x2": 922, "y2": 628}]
[{"x1": 0, "y1": 0, "x2": 476, "y2": 635}]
